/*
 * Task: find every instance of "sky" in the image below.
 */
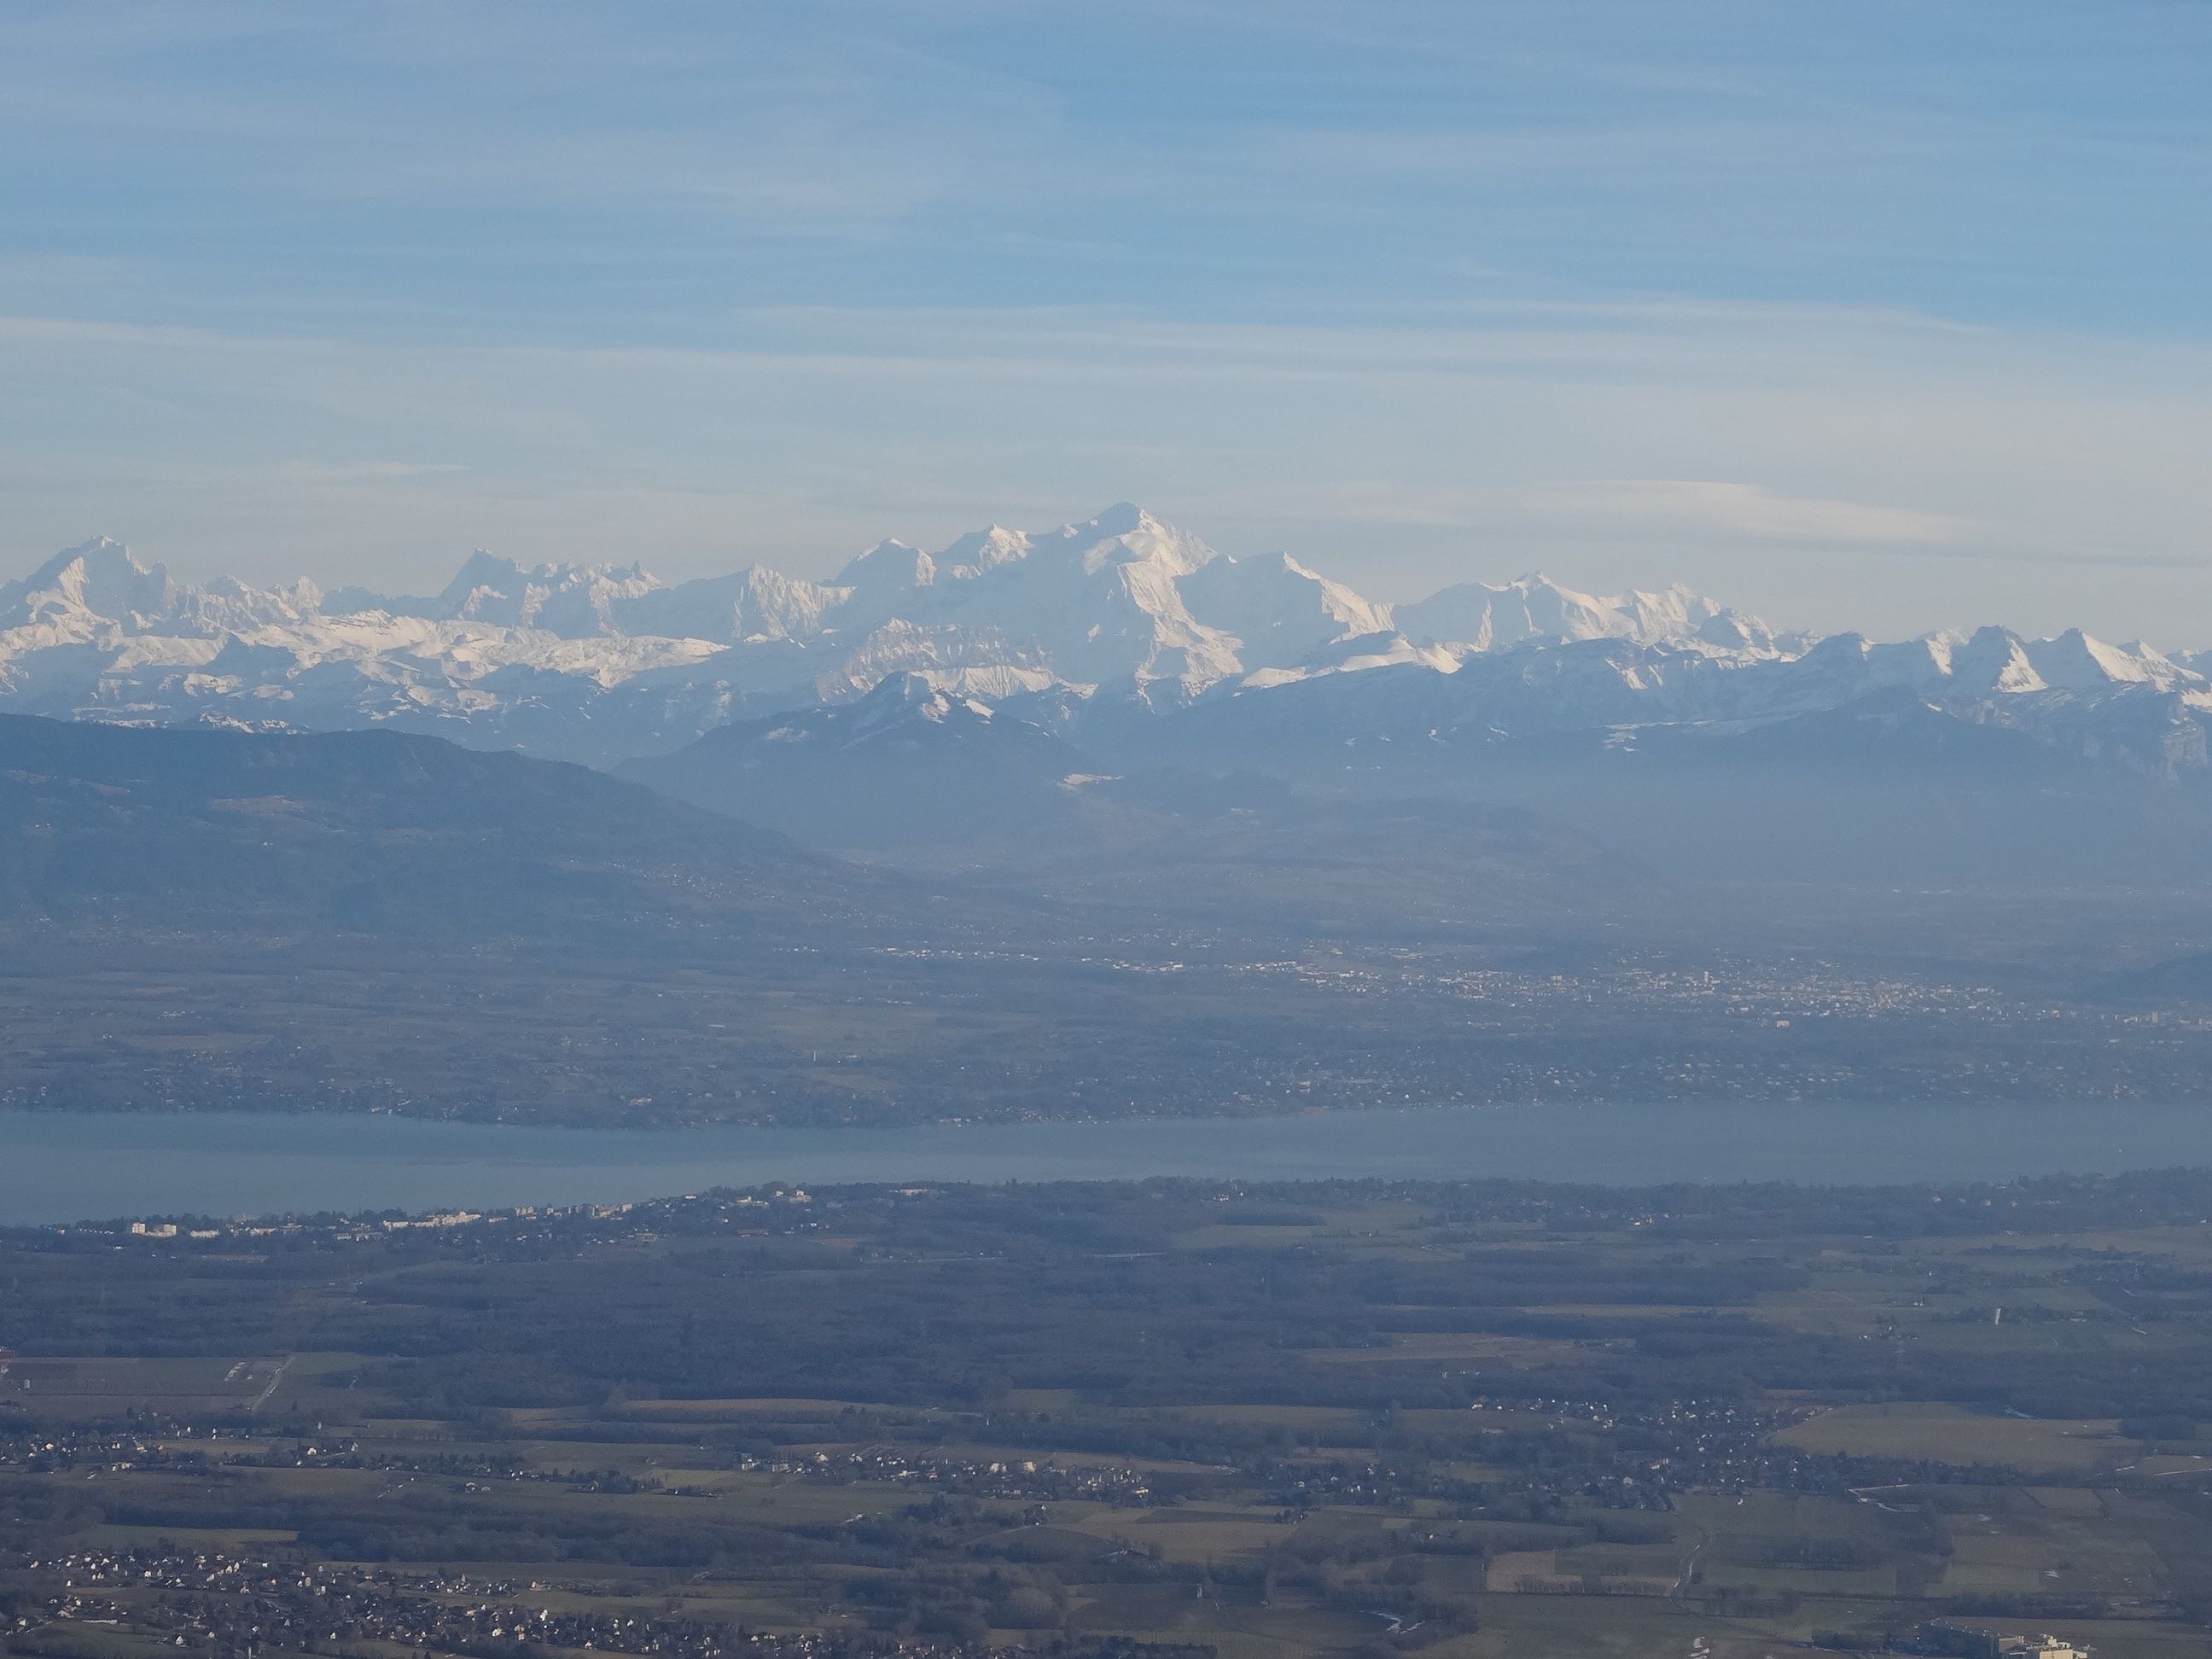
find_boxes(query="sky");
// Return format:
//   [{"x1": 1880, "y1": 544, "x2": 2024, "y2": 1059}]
[{"x1": 2, "y1": 2, "x2": 2209, "y2": 643}]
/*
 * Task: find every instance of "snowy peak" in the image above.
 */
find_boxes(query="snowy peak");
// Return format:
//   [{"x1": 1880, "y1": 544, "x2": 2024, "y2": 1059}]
[
  {"x1": 620, "y1": 663, "x2": 1094, "y2": 850},
  {"x1": 1941, "y1": 626, "x2": 2046, "y2": 695},
  {"x1": 614, "y1": 566, "x2": 846, "y2": 643},
  {"x1": 1392, "y1": 573, "x2": 1775, "y2": 656},
  {"x1": 895, "y1": 505, "x2": 1243, "y2": 690},
  {"x1": 1181, "y1": 548, "x2": 1393, "y2": 663},
  {"x1": 928, "y1": 504, "x2": 1208, "y2": 582},
  {"x1": 427, "y1": 550, "x2": 663, "y2": 637},
  {"x1": 836, "y1": 538, "x2": 938, "y2": 591},
  {"x1": 936, "y1": 525, "x2": 1033, "y2": 579},
  {"x1": 1612, "y1": 582, "x2": 1754, "y2": 649},
  {"x1": 169, "y1": 573, "x2": 325, "y2": 633},
  {"x1": 434, "y1": 549, "x2": 538, "y2": 614},
  {"x1": 2023, "y1": 628, "x2": 2192, "y2": 691},
  {"x1": 6, "y1": 509, "x2": 2207, "y2": 781},
  {"x1": 0, "y1": 536, "x2": 175, "y2": 632},
  {"x1": 1917, "y1": 626, "x2": 2201, "y2": 696},
  {"x1": 828, "y1": 540, "x2": 937, "y2": 635},
  {"x1": 1034, "y1": 503, "x2": 1222, "y2": 579},
  {"x1": 1783, "y1": 624, "x2": 2205, "y2": 707},
  {"x1": 712, "y1": 566, "x2": 842, "y2": 642},
  {"x1": 1237, "y1": 630, "x2": 1464, "y2": 691},
  {"x1": 808, "y1": 619, "x2": 1058, "y2": 707},
  {"x1": 847, "y1": 668, "x2": 987, "y2": 736}
]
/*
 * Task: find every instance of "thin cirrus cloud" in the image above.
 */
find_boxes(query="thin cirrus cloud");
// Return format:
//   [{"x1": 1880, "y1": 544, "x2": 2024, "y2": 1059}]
[
  {"x1": 3, "y1": 295, "x2": 2208, "y2": 644},
  {"x1": 0, "y1": 3, "x2": 2206, "y2": 643},
  {"x1": 1511, "y1": 481, "x2": 1970, "y2": 550}
]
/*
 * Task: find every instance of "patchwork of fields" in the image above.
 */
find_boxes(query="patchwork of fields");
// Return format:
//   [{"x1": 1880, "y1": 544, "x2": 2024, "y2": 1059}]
[{"x1": 3, "y1": 1173, "x2": 2211, "y2": 1656}]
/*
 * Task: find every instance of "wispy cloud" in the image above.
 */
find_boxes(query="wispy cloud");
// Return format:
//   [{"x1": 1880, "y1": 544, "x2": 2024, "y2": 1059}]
[
  {"x1": 1, "y1": 297, "x2": 2207, "y2": 643},
  {"x1": 1516, "y1": 480, "x2": 1970, "y2": 547},
  {"x1": 1, "y1": 3, "x2": 2209, "y2": 643}
]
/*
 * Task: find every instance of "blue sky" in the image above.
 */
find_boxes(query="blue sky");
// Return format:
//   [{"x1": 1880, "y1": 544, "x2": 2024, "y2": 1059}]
[{"x1": 3, "y1": 2, "x2": 2209, "y2": 640}]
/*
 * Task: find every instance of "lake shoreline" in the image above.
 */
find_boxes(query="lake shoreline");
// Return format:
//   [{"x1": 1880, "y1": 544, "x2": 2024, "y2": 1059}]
[{"x1": 3, "y1": 1099, "x2": 2209, "y2": 1228}]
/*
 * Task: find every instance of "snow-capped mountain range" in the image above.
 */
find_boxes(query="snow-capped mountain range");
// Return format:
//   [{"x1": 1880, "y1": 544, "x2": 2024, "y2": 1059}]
[{"x1": 3, "y1": 502, "x2": 2208, "y2": 779}]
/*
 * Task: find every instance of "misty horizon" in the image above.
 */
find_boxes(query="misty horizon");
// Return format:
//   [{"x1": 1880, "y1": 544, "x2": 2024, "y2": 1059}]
[{"x1": 14, "y1": 498, "x2": 2212, "y2": 654}]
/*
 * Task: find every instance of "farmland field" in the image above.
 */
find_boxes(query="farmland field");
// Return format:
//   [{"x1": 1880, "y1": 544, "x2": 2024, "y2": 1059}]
[{"x1": 3, "y1": 1172, "x2": 2211, "y2": 1656}]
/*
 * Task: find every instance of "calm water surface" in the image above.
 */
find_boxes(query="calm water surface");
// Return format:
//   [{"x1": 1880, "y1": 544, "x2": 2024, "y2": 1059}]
[{"x1": 1, "y1": 1101, "x2": 2209, "y2": 1225}]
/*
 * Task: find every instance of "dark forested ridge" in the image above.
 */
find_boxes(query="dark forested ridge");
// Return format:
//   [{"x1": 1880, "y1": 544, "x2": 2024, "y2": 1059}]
[{"x1": 0, "y1": 712, "x2": 903, "y2": 940}]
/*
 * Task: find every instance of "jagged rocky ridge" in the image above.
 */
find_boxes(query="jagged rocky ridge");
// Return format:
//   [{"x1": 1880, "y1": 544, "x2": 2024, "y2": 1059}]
[{"x1": 3, "y1": 503, "x2": 2208, "y2": 781}]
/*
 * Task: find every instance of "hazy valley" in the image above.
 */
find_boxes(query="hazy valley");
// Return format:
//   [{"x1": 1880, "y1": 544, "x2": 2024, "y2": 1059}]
[{"x1": 4, "y1": 504, "x2": 2212, "y2": 1130}]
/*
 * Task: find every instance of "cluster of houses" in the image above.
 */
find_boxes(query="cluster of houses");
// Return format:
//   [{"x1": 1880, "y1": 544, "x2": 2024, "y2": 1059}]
[{"x1": 1918, "y1": 1622, "x2": 2087, "y2": 1659}]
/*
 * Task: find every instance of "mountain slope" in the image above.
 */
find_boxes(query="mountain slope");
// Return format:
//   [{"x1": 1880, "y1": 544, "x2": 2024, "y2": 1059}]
[
  {"x1": 626, "y1": 676, "x2": 1662, "y2": 939},
  {"x1": 621, "y1": 672, "x2": 1097, "y2": 851},
  {"x1": 0, "y1": 713, "x2": 891, "y2": 940},
  {"x1": 1106, "y1": 629, "x2": 2212, "y2": 783},
  {"x1": 1392, "y1": 573, "x2": 1790, "y2": 656}
]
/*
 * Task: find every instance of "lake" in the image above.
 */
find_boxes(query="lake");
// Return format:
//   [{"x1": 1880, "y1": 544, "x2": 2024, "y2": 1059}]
[{"x1": 2, "y1": 1100, "x2": 2209, "y2": 1225}]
